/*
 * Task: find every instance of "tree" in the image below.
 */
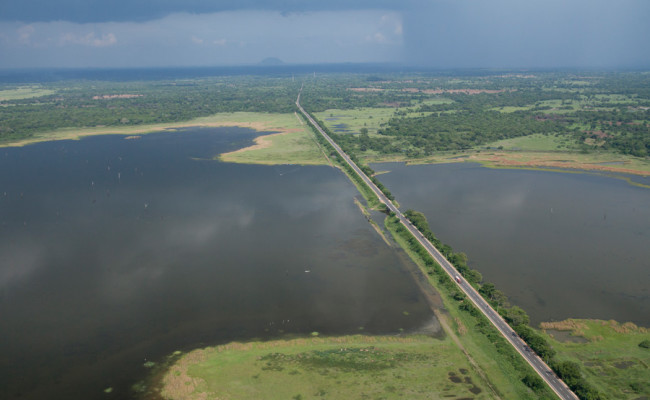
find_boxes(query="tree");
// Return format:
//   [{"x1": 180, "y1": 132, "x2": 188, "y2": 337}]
[
  {"x1": 479, "y1": 282, "x2": 496, "y2": 299},
  {"x1": 522, "y1": 373, "x2": 545, "y2": 391},
  {"x1": 553, "y1": 360, "x2": 582, "y2": 385},
  {"x1": 501, "y1": 305, "x2": 530, "y2": 327},
  {"x1": 464, "y1": 269, "x2": 483, "y2": 284}
]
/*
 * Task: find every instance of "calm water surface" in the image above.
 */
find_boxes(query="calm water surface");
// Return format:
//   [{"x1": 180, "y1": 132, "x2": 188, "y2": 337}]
[
  {"x1": 372, "y1": 162, "x2": 650, "y2": 326},
  {"x1": 0, "y1": 129, "x2": 435, "y2": 400}
]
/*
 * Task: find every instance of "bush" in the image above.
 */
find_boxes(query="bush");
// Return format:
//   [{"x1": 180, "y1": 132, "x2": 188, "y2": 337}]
[{"x1": 522, "y1": 373, "x2": 545, "y2": 391}]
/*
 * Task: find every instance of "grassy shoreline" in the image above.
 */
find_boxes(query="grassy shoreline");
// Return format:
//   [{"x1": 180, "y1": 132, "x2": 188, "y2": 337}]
[
  {"x1": 2, "y1": 110, "x2": 331, "y2": 166},
  {"x1": 218, "y1": 113, "x2": 328, "y2": 166},
  {"x1": 0, "y1": 112, "x2": 303, "y2": 146},
  {"x1": 362, "y1": 149, "x2": 650, "y2": 177},
  {"x1": 158, "y1": 335, "x2": 498, "y2": 400}
]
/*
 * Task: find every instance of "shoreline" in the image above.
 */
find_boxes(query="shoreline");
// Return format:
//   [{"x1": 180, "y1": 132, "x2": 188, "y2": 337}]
[
  {"x1": 1, "y1": 111, "x2": 329, "y2": 166},
  {"x1": 0, "y1": 112, "x2": 297, "y2": 148},
  {"x1": 5, "y1": 114, "x2": 647, "y2": 180},
  {"x1": 365, "y1": 151, "x2": 650, "y2": 178}
]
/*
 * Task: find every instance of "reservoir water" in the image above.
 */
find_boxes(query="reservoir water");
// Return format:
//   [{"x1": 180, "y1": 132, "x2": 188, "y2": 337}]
[
  {"x1": 372, "y1": 162, "x2": 650, "y2": 327},
  {"x1": 0, "y1": 129, "x2": 436, "y2": 400}
]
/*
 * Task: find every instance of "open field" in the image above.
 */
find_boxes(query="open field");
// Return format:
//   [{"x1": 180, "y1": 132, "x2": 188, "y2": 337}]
[
  {"x1": 418, "y1": 98, "x2": 455, "y2": 106},
  {"x1": 539, "y1": 319, "x2": 650, "y2": 399},
  {"x1": 315, "y1": 107, "x2": 397, "y2": 136},
  {"x1": 160, "y1": 335, "x2": 497, "y2": 400},
  {"x1": 0, "y1": 86, "x2": 56, "y2": 101},
  {"x1": 490, "y1": 106, "x2": 533, "y2": 113},
  {"x1": 315, "y1": 107, "x2": 436, "y2": 137},
  {"x1": 488, "y1": 134, "x2": 580, "y2": 152},
  {"x1": 219, "y1": 113, "x2": 328, "y2": 165}
]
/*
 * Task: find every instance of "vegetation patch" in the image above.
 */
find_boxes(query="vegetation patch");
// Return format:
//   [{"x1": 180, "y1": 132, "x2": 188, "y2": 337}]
[
  {"x1": 539, "y1": 319, "x2": 650, "y2": 399},
  {"x1": 0, "y1": 86, "x2": 56, "y2": 101},
  {"x1": 219, "y1": 113, "x2": 328, "y2": 165},
  {"x1": 159, "y1": 335, "x2": 493, "y2": 400},
  {"x1": 488, "y1": 133, "x2": 578, "y2": 152}
]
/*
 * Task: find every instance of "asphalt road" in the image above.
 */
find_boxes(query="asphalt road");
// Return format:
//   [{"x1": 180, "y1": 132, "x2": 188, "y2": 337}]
[{"x1": 296, "y1": 91, "x2": 578, "y2": 400}]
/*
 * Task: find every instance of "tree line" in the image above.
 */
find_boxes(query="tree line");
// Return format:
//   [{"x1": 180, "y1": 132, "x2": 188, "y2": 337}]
[{"x1": 0, "y1": 77, "x2": 302, "y2": 143}]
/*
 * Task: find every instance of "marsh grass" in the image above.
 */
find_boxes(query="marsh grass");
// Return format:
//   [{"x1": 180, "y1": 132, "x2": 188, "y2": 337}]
[
  {"x1": 540, "y1": 319, "x2": 650, "y2": 398},
  {"x1": 160, "y1": 335, "x2": 495, "y2": 400}
]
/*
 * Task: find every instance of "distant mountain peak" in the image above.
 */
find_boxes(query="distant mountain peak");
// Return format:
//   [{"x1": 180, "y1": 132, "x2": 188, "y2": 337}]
[{"x1": 259, "y1": 57, "x2": 284, "y2": 66}]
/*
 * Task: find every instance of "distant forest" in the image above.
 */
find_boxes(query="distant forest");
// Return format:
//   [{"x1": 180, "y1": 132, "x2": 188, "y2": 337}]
[
  {"x1": 1, "y1": 69, "x2": 649, "y2": 157},
  {"x1": 300, "y1": 72, "x2": 650, "y2": 158}
]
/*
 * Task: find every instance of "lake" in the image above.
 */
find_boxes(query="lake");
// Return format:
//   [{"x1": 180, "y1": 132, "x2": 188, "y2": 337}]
[
  {"x1": 0, "y1": 129, "x2": 436, "y2": 400},
  {"x1": 372, "y1": 162, "x2": 650, "y2": 327}
]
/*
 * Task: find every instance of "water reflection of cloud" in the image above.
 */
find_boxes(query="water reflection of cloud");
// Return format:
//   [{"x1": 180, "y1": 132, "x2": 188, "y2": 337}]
[
  {"x1": 101, "y1": 264, "x2": 166, "y2": 303},
  {"x1": 0, "y1": 240, "x2": 45, "y2": 287},
  {"x1": 97, "y1": 201, "x2": 258, "y2": 303}
]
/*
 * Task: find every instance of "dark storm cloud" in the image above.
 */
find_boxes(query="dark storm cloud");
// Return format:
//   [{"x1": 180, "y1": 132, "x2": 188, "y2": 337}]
[
  {"x1": 403, "y1": 0, "x2": 650, "y2": 68},
  {"x1": 1, "y1": 0, "x2": 648, "y2": 68},
  {"x1": 0, "y1": 0, "x2": 414, "y2": 23}
]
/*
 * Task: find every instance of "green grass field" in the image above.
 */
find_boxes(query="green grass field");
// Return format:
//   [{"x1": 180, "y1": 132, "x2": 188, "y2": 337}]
[
  {"x1": 314, "y1": 107, "x2": 436, "y2": 139},
  {"x1": 539, "y1": 319, "x2": 650, "y2": 399},
  {"x1": 0, "y1": 86, "x2": 56, "y2": 101},
  {"x1": 418, "y1": 98, "x2": 455, "y2": 106},
  {"x1": 218, "y1": 112, "x2": 328, "y2": 165},
  {"x1": 161, "y1": 335, "x2": 497, "y2": 400},
  {"x1": 488, "y1": 133, "x2": 579, "y2": 151},
  {"x1": 219, "y1": 128, "x2": 328, "y2": 165},
  {"x1": 535, "y1": 95, "x2": 640, "y2": 115},
  {"x1": 315, "y1": 107, "x2": 397, "y2": 136},
  {"x1": 490, "y1": 106, "x2": 533, "y2": 113}
]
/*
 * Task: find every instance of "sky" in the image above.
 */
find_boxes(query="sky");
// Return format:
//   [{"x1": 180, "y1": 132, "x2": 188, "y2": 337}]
[{"x1": 0, "y1": 0, "x2": 648, "y2": 69}]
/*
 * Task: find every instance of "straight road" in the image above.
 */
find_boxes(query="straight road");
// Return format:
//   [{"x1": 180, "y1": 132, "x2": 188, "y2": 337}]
[{"x1": 296, "y1": 90, "x2": 578, "y2": 400}]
